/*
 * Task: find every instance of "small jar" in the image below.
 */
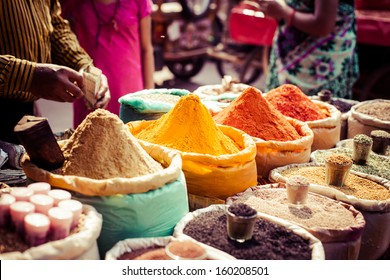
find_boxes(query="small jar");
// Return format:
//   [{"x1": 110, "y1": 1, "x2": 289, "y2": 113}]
[
  {"x1": 286, "y1": 175, "x2": 310, "y2": 206},
  {"x1": 352, "y1": 134, "x2": 373, "y2": 165},
  {"x1": 29, "y1": 194, "x2": 54, "y2": 215},
  {"x1": 27, "y1": 182, "x2": 51, "y2": 195},
  {"x1": 10, "y1": 201, "x2": 36, "y2": 235},
  {"x1": 24, "y1": 213, "x2": 50, "y2": 247},
  {"x1": 11, "y1": 187, "x2": 34, "y2": 202},
  {"x1": 48, "y1": 207, "x2": 73, "y2": 241},
  {"x1": 318, "y1": 89, "x2": 332, "y2": 103},
  {"x1": 226, "y1": 203, "x2": 257, "y2": 243},
  {"x1": 48, "y1": 189, "x2": 71, "y2": 206},
  {"x1": 165, "y1": 240, "x2": 207, "y2": 260},
  {"x1": 325, "y1": 154, "x2": 353, "y2": 187},
  {"x1": 0, "y1": 194, "x2": 16, "y2": 227},
  {"x1": 58, "y1": 199, "x2": 82, "y2": 229},
  {"x1": 370, "y1": 130, "x2": 390, "y2": 155}
]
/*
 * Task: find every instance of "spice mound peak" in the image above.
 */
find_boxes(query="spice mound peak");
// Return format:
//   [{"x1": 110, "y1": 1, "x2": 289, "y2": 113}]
[
  {"x1": 60, "y1": 109, "x2": 163, "y2": 179},
  {"x1": 134, "y1": 94, "x2": 240, "y2": 155}
]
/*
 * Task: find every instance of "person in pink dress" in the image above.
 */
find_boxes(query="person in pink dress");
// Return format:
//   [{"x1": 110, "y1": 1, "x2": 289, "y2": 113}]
[{"x1": 61, "y1": 0, "x2": 155, "y2": 128}]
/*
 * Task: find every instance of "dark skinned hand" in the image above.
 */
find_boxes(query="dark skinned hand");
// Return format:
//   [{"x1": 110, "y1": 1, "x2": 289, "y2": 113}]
[{"x1": 30, "y1": 63, "x2": 84, "y2": 102}]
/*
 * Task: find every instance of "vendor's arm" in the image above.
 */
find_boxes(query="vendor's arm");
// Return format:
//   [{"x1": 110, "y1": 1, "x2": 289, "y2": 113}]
[{"x1": 257, "y1": 0, "x2": 338, "y2": 37}]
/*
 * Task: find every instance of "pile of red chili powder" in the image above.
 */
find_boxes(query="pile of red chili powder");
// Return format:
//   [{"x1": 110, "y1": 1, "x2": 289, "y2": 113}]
[
  {"x1": 213, "y1": 87, "x2": 301, "y2": 141},
  {"x1": 265, "y1": 84, "x2": 330, "y2": 122}
]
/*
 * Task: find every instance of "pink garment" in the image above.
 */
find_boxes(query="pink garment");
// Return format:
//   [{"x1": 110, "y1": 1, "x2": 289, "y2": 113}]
[{"x1": 61, "y1": 0, "x2": 152, "y2": 128}]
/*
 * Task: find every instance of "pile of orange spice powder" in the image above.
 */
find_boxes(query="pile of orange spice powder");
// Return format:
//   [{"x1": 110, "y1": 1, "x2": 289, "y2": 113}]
[
  {"x1": 265, "y1": 84, "x2": 330, "y2": 122},
  {"x1": 213, "y1": 87, "x2": 301, "y2": 142}
]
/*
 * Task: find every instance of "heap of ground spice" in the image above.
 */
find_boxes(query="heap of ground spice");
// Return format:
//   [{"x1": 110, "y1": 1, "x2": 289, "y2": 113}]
[
  {"x1": 134, "y1": 94, "x2": 240, "y2": 156},
  {"x1": 234, "y1": 188, "x2": 359, "y2": 230},
  {"x1": 265, "y1": 84, "x2": 330, "y2": 122},
  {"x1": 356, "y1": 102, "x2": 390, "y2": 122},
  {"x1": 213, "y1": 87, "x2": 301, "y2": 141},
  {"x1": 281, "y1": 166, "x2": 390, "y2": 200},
  {"x1": 183, "y1": 209, "x2": 311, "y2": 260},
  {"x1": 60, "y1": 109, "x2": 163, "y2": 179}
]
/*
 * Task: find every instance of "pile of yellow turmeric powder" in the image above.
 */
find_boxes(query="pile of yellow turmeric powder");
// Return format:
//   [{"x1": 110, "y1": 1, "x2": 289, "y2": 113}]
[{"x1": 133, "y1": 94, "x2": 240, "y2": 156}]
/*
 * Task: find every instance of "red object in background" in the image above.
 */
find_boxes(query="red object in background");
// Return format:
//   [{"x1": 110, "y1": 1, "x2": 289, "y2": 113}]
[
  {"x1": 356, "y1": 10, "x2": 390, "y2": 47},
  {"x1": 355, "y1": 0, "x2": 390, "y2": 10},
  {"x1": 229, "y1": 3, "x2": 277, "y2": 46}
]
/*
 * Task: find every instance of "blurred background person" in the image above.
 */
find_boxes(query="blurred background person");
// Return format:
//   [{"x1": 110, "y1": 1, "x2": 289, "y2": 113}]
[
  {"x1": 257, "y1": 0, "x2": 359, "y2": 98},
  {"x1": 0, "y1": 0, "x2": 110, "y2": 144},
  {"x1": 61, "y1": 0, "x2": 155, "y2": 128}
]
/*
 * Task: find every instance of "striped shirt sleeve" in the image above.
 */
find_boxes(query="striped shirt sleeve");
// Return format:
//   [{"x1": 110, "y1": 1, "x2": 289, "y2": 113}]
[
  {"x1": 50, "y1": 0, "x2": 92, "y2": 71},
  {"x1": 0, "y1": 55, "x2": 37, "y2": 101}
]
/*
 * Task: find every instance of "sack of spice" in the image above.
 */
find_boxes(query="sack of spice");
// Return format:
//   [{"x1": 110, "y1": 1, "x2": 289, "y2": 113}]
[
  {"x1": 227, "y1": 183, "x2": 366, "y2": 260},
  {"x1": 128, "y1": 94, "x2": 258, "y2": 203},
  {"x1": 311, "y1": 147, "x2": 390, "y2": 180},
  {"x1": 173, "y1": 204, "x2": 325, "y2": 260},
  {"x1": 213, "y1": 87, "x2": 314, "y2": 178},
  {"x1": 21, "y1": 109, "x2": 189, "y2": 257},
  {"x1": 269, "y1": 162, "x2": 390, "y2": 260},
  {"x1": 118, "y1": 88, "x2": 190, "y2": 123},
  {"x1": 310, "y1": 94, "x2": 359, "y2": 140},
  {"x1": 347, "y1": 99, "x2": 390, "y2": 139},
  {"x1": 0, "y1": 205, "x2": 102, "y2": 260},
  {"x1": 105, "y1": 236, "x2": 236, "y2": 260},
  {"x1": 265, "y1": 84, "x2": 342, "y2": 151}
]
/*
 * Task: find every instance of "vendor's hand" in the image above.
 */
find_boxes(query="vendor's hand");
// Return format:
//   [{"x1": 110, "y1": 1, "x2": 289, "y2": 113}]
[
  {"x1": 93, "y1": 73, "x2": 110, "y2": 109},
  {"x1": 256, "y1": 0, "x2": 288, "y2": 20},
  {"x1": 30, "y1": 63, "x2": 84, "y2": 102}
]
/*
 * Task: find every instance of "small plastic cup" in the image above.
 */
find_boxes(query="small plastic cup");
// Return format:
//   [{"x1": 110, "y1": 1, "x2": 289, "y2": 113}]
[
  {"x1": 226, "y1": 203, "x2": 257, "y2": 243},
  {"x1": 29, "y1": 194, "x2": 54, "y2": 215},
  {"x1": 370, "y1": 130, "x2": 389, "y2": 155},
  {"x1": 352, "y1": 134, "x2": 373, "y2": 165},
  {"x1": 325, "y1": 154, "x2": 353, "y2": 187},
  {"x1": 48, "y1": 189, "x2": 71, "y2": 206},
  {"x1": 48, "y1": 207, "x2": 73, "y2": 241},
  {"x1": 24, "y1": 213, "x2": 50, "y2": 247},
  {"x1": 27, "y1": 182, "x2": 51, "y2": 195},
  {"x1": 0, "y1": 194, "x2": 16, "y2": 227},
  {"x1": 11, "y1": 187, "x2": 34, "y2": 201},
  {"x1": 165, "y1": 240, "x2": 207, "y2": 260},
  {"x1": 286, "y1": 175, "x2": 310, "y2": 207}
]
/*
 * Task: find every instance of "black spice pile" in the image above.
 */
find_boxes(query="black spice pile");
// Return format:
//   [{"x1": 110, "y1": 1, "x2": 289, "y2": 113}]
[{"x1": 183, "y1": 209, "x2": 311, "y2": 260}]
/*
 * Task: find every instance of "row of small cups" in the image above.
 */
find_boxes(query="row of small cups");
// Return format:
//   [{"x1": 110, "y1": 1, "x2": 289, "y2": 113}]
[{"x1": 0, "y1": 182, "x2": 82, "y2": 247}]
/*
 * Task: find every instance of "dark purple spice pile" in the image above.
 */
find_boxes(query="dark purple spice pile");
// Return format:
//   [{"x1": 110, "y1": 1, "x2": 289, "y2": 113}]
[
  {"x1": 183, "y1": 209, "x2": 312, "y2": 260},
  {"x1": 331, "y1": 99, "x2": 353, "y2": 113},
  {"x1": 228, "y1": 203, "x2": 257, "y2": 217}
]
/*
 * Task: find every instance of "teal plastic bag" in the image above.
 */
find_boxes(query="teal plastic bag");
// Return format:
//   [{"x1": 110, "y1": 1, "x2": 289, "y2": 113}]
[
  {"x1": 73, "y1": 172, "x2": 189, "y2": 258},
  {"x1": 119, "y1": 88, "x2": 189, "y2": 123}
]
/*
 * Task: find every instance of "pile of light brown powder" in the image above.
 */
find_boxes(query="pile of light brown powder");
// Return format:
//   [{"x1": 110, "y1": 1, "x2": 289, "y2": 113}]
[
  {"x1": 234, "y1": 188, "x2": 358, "y2": 229},
  {"x1": 60, "y1": 109, "x2": 163, "y2": 179}
]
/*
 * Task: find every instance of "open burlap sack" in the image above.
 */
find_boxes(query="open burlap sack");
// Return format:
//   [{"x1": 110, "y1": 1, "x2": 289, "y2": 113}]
[
  {"x1": 173, "y1": 204, "x2": 325, "y2": 260},
  {"x1": 21, "y1": 140, "x2": 182, "y2": 196},
  {"x1": 254, "y1": 117, "x2": 313, "y2": 178},
  {"x1": 347, "y1": 99, "x2": 390, "y2": 139},
  {"x1": 269, "y1": 162, "x2": 390, "y2": 260},
  {"x1": 105, "y1": 236, "x2": 236, "y2": 260},
  {"x1": 0, "y1": 205, "x2": 102, "y2": 260},
  {"x1": 128, "y1": 122, "x2": 258, "y2": 202},
  {"x1": 227, "y1": 183, "x2": 366, "y2": 260},
  {"x1": 307, "y1": 101, "x2": 342, "y2": 151},
  {"x1": 21, "y1": 141, "x2": 189, "y2": 257}
]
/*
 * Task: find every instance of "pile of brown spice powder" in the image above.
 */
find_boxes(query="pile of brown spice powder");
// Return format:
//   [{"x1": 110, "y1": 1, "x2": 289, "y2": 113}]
[
  {"x1": 60, "y1": 109, "x2": 163, "y2": 179},
  {"x1": 234, "y1": 188, "x2": 358, "y2": 229}
]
